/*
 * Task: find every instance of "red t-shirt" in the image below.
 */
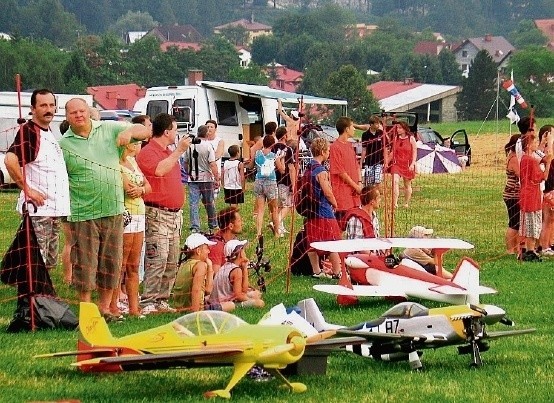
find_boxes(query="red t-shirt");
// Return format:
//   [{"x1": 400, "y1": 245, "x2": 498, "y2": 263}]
[
  {"x1": 209, "y1": 230, "x2": 226, "y2": 269},
  {"x1": 137, "y1": 140, "x2": 184, "y2": 209},
  {"x1": 519, "y1": 154, "x2": 543, "y2": 212},
  {"x1": 329, "y1": 139, "x2": 360, "y2": 211}
]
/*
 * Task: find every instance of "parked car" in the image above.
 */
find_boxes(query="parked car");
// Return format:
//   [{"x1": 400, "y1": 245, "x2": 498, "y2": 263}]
[
  {"x1": 99, "y1": 110, "x2": 140, "y2": 122},
  {"x1": 417, "y1": 126, "x2": 472, "y2": 166},
  {"x1": 0, "y1": 151, "x2": 16, "y2": 188}
]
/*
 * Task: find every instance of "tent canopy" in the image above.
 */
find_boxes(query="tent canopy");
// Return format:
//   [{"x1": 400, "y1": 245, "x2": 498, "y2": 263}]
[{"x1": 199, "y1": 81, "x2": 347, "y2": 106}]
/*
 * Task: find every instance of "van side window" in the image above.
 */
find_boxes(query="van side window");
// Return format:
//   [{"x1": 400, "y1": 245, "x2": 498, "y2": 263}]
[
  {"x1": 215, "y1": 101, "x2": 238, "y2": 126},
  {"x1": 173, "y1": 99, "x2": 195, "y2": 128},
  {"x1": 146, "y1": 100, "x2": 168, "y2": 121}
]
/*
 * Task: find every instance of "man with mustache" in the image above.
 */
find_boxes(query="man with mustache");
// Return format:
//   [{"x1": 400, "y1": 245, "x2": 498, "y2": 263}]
[{"x1": 4, "y1": 89, "x2": 71, "y2": 273}]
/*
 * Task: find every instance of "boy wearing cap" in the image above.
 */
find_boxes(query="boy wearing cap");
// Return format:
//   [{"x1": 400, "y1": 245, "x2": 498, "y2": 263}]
[
  {"x1": 403, "y1": 226, "x2": 452, "y2": 279},
  {"x1": 209, "y1": 240, "x2": 265, "y2": 308},
  {"x1": 172, "y1": 233, "x2": 235, "y2": 312}
]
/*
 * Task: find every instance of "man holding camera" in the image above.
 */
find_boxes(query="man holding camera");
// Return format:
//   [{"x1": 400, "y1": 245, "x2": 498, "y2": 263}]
[
  {"x1": 183, "y1": 124, "x2": 219, "y2": 233},
  {"x1": 137, "y1": 113, "x2": 191, "y2": 313}
]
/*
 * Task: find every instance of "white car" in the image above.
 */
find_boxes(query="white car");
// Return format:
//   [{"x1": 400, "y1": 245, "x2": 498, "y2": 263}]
[{"x1": 0, "y1": 151, "x2": 15, "y2": 187}]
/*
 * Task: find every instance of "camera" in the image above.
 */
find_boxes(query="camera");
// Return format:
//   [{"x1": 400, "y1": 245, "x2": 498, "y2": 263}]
[{"x1": 188, "y1": 135, "x2": 202, "y2": 145}]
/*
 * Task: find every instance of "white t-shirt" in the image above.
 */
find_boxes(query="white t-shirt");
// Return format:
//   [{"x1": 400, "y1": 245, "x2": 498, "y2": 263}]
[
  {"x1": 223, "y1": 159, "x2": 242, "y2": 190},
  {"x1": 205, "y1": 136, "x2": 224, "y2": 174},
  {"x1": 16, "y1": 128, "x2": 70, "y2": 217}
]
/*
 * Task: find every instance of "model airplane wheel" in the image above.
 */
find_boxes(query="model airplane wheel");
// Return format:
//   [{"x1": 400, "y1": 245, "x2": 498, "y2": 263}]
[{"x1": 280, "y1": 382, "x2": 307, "y2": 394}]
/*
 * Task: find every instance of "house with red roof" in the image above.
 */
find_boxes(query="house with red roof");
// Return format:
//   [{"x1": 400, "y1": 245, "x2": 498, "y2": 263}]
[
  {"x1": 214, "y1": 17, "x2": 272, "y2": 45},
  {"x1": 414, "y1": 41, "x2": 450, "y2": 56},
  {"x1": 534, "y1": 19, "x2": 554, "y2": 50},
  {"x1": 86, "y1": 83, "x2": 146, "y2": 111},
  {"x1": 265, "y1": 64, "x2": 303, "y2": 93},
  {"x1": 452, "y1": 34, "x2": 514, "y2": 76},
  {"x1": 368, "y1": 80, "x2": 461, "y2": 122}
]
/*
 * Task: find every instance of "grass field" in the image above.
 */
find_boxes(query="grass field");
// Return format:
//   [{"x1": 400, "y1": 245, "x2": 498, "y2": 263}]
[{"x1": 1, "y1": 121, "x2": 554, "y2": 402}]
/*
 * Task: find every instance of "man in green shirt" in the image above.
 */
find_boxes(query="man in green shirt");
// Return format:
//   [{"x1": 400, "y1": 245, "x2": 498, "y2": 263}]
[{"x1": 60, "y1": 98, "x2": 150, "y2": 320}]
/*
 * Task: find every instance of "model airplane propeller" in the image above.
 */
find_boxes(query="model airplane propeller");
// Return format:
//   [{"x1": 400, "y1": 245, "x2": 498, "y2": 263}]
[
  {"x1": 337, "y1": 301, "x2": 535, "y2": 369},
  {"x1": 311, "y1": 237, "x2": 496, "y2": 305},
  {"x1": 36, "y1": 302, "x2": 309, "y2": 399}
]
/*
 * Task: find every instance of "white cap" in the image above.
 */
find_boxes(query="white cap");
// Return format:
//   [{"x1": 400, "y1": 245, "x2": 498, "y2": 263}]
[
  {"x1": 224, "y1": 239, "x2": 248, "y2": 258},
  {"x1": 185, "y1": 233, "x2": 217, "y2": 250},
  {"x1": 290, "y1": 110, "x2": 300, "y2": 119},
  {"x1": 408, "y1": 226, "x2": 433, "y2": 238}
]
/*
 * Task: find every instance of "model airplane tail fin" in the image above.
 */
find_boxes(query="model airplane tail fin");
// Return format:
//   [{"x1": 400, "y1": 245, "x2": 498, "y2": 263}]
[
  {"x1": 297, "y1": 298, "x2": 343, "y2": 332},
  {"x1": 450, "y1": 258, "x2": 496, "y2": 305},
  {"x1": 78, "y1": 302, "x2": 116, "y2": 347}
]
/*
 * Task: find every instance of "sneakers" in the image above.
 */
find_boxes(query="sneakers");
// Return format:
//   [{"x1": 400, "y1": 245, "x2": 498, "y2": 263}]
[
  {"x1": 521, "y1": 250, "x2": 542, "y2": 262},
  {"x1": 102, "y1": 312, "x2": 125, "y2": 323},
  {"x1": 140, "y1": 303, "x2": 158, "y2": 315},
  {"x1": 312, "y1": 271, "x2": 333, "y2": 279},
  {"x1": 541, "y1": 248, "x2": 554, "y2": 257},
  {"x1": 117, "y1": 300, "x2": 129, "y2": 314},
  {"x1": 156, "y1": 300, "x2": 177, "y2": 313}
]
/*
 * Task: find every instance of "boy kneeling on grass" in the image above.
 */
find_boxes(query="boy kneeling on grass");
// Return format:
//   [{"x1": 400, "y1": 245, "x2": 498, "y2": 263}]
[
  {"x1": 208, "y1": 240, "x2": 265, "y2": 308},
  {"x1": 173, "y1": 233, "x2": 235, "y2": 312}
]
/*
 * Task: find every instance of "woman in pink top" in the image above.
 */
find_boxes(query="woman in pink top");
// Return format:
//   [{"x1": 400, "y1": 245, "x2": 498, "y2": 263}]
[{"x1": 389, "y1": 121, "x2": 417, "y2": 208}]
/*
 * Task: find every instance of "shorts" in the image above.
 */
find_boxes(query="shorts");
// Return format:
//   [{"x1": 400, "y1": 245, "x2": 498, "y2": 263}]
[
  {"x1": 30, "y1": 216, "x2": 62, "y2": 270},
  {"x1": 124, "y1": 214, "x2": 145, "y2": 234},
  {"x1": 277, "y1": 184, "x2": 293, "y2": 207},
  {"x1": 224, "y1": 188, "x2": 244, "y2": 204},
  {"x1": 503, "y1": 198, "x2": 520, "y2": 230},
  {"x1": 519, "y1": 210, "x2": 541, "y2": 239},
  {"x1": 364, "y1": 164, "x2": 384, "y2": 186},
  {"x1": 254, "y1": 178, "x2": 278, "y2": 201},
  {"x1": 70, "y1": 215, "x2": 124, "y2": 292},
  {"x1": 305, "y1": 217, "x2": 342, "y2": 244}
]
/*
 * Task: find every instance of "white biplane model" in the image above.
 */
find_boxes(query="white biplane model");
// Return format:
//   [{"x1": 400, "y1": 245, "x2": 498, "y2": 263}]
[{"x1": 311, "y1": 237, "x2": 496, "y2": 305}]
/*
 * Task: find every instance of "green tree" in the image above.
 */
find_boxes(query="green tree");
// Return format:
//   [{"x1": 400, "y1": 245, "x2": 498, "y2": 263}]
[
  {"x1": 455, "y1": 50, "x2": 498, "y2": 120},
  {"x1": 197, "y1": 36, "x2": 240, "y2": 81},
  {"x1": 228, "y1": 64, "x2": 269, "y2": 85},
  {"x1": 109, "y1": 11, "x2": 158, "y2": 40},
  {"x1": 63, "y1": 52, "x2": 92, "y2": 93},
  {"x1": 21, "y1": 0, "x2": 84, "y2": 48},
  {"x1": 508, "y1": 47, "x2": 554, "y2": 118},
  {"x1": 251, "y1": 35, "x2": 280, "y2": 66},
  {"x1": 510, "y1": 20, "x2": 548, "y2": 49},
  {"x1": 438, "y1": 49, "x2": 461, "y2": 85},
  {"x1": 323, "y1": 65, "x2": 379, "y2": 122},
  {"x1": 126, "y1": 36, "x2": 165, "y2": 87},
  {"x1": 218, "y1": 26, "x2": 249, "y2": 47}
]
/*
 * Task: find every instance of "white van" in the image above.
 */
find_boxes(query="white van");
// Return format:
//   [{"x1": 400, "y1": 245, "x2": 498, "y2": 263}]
[
  {"x1": 134, "y1": 81, "x2": 347, "y2": 159},
  {"x1": 0, "y1": 92, "x2": 94, "y2": 150}
]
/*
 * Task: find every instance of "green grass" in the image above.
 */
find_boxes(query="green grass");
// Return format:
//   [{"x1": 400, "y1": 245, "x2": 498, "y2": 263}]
[{"x1": 1, "y1": 128, "x2": 554, "y2": 402}]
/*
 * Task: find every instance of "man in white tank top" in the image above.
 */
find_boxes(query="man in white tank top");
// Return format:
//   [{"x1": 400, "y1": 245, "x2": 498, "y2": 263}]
[
  {"x1": 206, "y1": 120, "x2": 224, "y2": 197},
  {"x1": 4, "y1": 89, "x2": 70, "y2": 271}
]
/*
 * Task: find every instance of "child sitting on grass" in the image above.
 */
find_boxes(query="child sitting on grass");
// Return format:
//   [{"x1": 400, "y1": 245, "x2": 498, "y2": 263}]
[
  {"x1": 208, "y1": 240, "x2": 265, "y2": 308},
  {"x1": 173, "y1": 233, "x2": 235, "y2": 312}
]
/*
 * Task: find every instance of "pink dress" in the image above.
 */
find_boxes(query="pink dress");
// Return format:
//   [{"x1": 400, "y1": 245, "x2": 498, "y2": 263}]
[{"x1": 390, "y1": 135, "x2": 415, "y2": 180}]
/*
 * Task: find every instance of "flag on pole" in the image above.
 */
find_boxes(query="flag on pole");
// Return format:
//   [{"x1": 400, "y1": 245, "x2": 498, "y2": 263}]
[{"x1": 505, "y1": 71, "x2": 523, "y2": 124}]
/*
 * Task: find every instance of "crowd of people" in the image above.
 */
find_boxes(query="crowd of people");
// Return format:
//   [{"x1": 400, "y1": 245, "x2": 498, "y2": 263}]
[
  {"x1": 4, "y1": 89, "x2": 459, "y2": 319},
  {"x1": 503, "y1": 117, "x2": 554, "y2": 262}
]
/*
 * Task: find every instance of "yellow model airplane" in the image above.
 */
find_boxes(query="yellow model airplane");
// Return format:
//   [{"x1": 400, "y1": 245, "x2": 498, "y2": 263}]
[
  {"x1": 337, "y1": 302, "x2": 535, "y2": 369},
  {"x1": 36, "y1": 302, "x2": 310, "y2": 399}
]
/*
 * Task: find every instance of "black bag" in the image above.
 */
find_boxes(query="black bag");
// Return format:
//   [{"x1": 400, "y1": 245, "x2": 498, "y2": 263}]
[
  {"x1": 295, "y1": 162, "x2": 319, "y2": 218},
  {"x1": 6, "y1": 295, "x2": 78, "y2": 333},
  {"x1": 290, "y1": 230, "x2": 313, "y2": 276}
]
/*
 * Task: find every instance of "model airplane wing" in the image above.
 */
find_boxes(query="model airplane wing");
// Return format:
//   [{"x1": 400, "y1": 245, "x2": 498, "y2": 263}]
[
  {"x1": 311, "y1": 239, "x2": 392, "y2": 253},
  {"x1": 313, "y1": 284, "x2": 407, "y2": 298},
  {"x1": 72, "y1": 348, "x2": 244, "y2": 368},
  {"x1": 311, "y1": 238, "x2": 474, "y2": 253},
  {"x1": 336, "y1": 329, "x2": 433, "y2": 343},
  {"x1": 306, "y1": 336, "x2": 368, "y2": 350},
  {"x1": 35, "y1": 348, "x2": 116, "y2": 359}
]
